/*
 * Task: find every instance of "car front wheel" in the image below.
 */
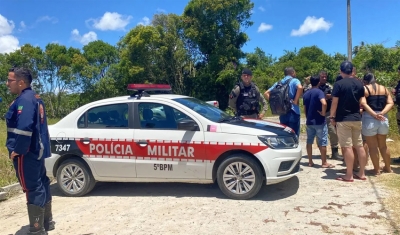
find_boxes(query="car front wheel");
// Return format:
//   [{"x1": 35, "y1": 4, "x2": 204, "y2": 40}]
[
  {"x1": 56, "y1": 158, "x2": 96, "y2": 197},
  {"x1": 216, "y1": 154, "x2": 263, "y2": 200}
]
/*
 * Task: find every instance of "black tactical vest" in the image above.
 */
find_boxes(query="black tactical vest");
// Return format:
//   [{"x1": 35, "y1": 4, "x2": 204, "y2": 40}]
[
  {"x1": 236, "y1": 82, "x2": 260, "y2": 115},
  {"x1": 394, "y1": 81, "x2": 400, "y2": 106}
]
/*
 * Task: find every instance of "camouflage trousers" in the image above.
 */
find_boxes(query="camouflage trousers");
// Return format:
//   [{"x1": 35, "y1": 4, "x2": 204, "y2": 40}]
[{"x1": 325, "y1": 111, "x2": 339, "y2": 148}]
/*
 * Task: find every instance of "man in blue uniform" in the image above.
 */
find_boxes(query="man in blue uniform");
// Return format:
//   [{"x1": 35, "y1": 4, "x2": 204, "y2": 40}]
[{"x1": 5, "y1": 67, "x2": 55, "y2": 234}]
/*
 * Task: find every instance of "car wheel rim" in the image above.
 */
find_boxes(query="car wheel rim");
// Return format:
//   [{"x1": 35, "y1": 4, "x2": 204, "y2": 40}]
[
  {"x1": 223, "y1": 162, "x2": 256, "y2": 194},
  {"x1": 60, "y1": 164, "x2": 85, "y2": 194}
]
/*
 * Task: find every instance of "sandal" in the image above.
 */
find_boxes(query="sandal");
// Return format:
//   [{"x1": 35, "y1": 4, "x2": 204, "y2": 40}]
[
  {"x1": 322, "y1": 164, "x2": 335, "y2": 168},
  {"x1": 336, "y1": 176, "x2": 354, "y2": 182},
  {"x1": 353, "y1": 174, "x2": 367, "y2": 180}
]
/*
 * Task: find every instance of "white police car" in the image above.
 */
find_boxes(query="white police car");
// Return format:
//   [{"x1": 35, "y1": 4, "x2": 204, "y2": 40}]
[{"x1": 45, "y1": 84, "x2": 301, "y2": 200}]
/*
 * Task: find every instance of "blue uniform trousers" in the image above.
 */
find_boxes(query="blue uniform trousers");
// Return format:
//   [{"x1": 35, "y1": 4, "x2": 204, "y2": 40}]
[{"x1": 13, "y1": 152, "x2": 51, "y2": 208}]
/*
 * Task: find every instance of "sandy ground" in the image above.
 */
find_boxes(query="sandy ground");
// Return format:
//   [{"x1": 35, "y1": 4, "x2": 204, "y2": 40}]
[{"x1": 1, "y1": 130, "x2": 398, "y2": 235}]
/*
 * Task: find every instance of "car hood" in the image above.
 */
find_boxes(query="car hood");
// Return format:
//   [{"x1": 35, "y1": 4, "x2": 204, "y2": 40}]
[{"x1": 219, "y1": 118, "x2": 295, "y2": 136}]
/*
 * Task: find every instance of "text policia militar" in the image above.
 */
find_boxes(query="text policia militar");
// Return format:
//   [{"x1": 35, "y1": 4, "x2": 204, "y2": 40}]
[{"x1": 87, "y1": 142, "x2": 195, "y2": 158}]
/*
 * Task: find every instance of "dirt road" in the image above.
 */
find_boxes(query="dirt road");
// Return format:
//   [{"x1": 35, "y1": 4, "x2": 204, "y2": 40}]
[{"x1": 1, "y1": 133, "x2": 397, "y2": 235}]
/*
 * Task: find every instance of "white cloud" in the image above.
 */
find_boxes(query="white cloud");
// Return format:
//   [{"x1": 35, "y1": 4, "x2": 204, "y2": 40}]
[
  {"x1": 0, "y1": 14, "x2": 20, "y2": 54},
  {"x1": 0, "y1": 35, "x2": 19, "y2": 54},
  {"x1": 258, "y1": 6, "x2": 265, "y2": 12},
  {"x1": 36, "y1": 16, "x2": 58, "y2": 24},
  {"x1": 257, "y1": 23, "x2": 273, "y2": 33},
  {"x1": 290, "y1": 16, "x2": 333, "y2": 37},
  {"x1": 17, "y1": 21, "x2": 26, "y2": 32},
  {"x1": 71, "y1": 29, "x2": 97, "y2": 45},
  {"x1": 0, "y1": 15, "x2": 15, "y2": 35},
  {"x1": 88, "y1": 12, "x2": 132, "y2": 31},
  {"x1": 137, "y1": 17, "x2": 151, "y2": 26}
]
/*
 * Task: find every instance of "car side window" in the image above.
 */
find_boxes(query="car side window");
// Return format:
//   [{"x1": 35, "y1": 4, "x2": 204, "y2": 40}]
[
  {"x1": 77, "y1": 103, "x2": 129, "y2": 129},
  {"x1": 138, "y1": 102, "x2": 195, "y2": 130}
]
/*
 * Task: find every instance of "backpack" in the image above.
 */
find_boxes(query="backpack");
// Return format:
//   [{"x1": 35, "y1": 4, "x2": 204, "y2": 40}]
[{"x1": 269, "y1": 78, "x2": 294, "y2": 115}]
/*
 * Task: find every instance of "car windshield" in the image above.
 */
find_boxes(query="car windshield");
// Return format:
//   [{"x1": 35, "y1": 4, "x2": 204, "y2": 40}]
[{"x1": 173, "y1": 97, "x2": 232, "y2": 122}]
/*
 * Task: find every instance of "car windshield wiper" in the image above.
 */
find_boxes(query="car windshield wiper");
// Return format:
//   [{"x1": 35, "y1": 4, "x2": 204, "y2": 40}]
[{"x1": 217, "y1": 116, "x2": 241, "y2": 123}]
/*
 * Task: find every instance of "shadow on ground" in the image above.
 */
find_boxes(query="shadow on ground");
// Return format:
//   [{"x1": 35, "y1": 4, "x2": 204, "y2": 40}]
[
  {"x1": 50, "y1": 175, "x2": 300, "y2": 202},
  {"x1": 8, "y1": 225, "x2": 29, "y2": 235}
]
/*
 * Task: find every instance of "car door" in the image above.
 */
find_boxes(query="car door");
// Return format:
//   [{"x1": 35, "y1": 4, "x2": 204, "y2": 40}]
[
  {"x1": 74, "y1": 102, "x2": 137, "y2": 178},
  {"x1": 133, "y1": 101, "x2": 206, "y2": 179}
]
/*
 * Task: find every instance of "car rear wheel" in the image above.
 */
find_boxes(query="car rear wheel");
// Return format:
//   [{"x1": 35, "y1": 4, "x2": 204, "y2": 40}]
[
  {"x1": 216, "y1": 154, "x2": 263, "y2": 200},
  {"x1": 56, "y1": 158, "x2": 96, "y2": 197}
]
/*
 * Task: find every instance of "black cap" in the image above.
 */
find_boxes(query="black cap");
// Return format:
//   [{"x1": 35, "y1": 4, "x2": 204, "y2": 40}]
[
  {"x1": 242, "y1": 68, "x2": 252, "y2": 76},
  {"x1": 340, "y1": 61, "x2": 353, "y2": 75}
]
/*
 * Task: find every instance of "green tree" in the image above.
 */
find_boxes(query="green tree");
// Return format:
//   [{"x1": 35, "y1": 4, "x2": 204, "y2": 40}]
[{"x1": 182, "y1": 0, "x2": 254, "y2": 109}]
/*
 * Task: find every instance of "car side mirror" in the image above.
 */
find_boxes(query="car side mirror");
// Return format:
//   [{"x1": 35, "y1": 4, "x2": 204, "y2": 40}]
[{"x1": 177, "y1": 119, "x2": 199, "y2": 131}]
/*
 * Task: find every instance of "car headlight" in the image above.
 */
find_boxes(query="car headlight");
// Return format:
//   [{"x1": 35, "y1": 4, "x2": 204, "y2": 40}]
[{"x1": 258, "y1": 135, "x2": 298, "y2": 149}]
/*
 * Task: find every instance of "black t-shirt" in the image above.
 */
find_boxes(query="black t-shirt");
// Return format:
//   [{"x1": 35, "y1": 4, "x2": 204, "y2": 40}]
[{"x1": 332, "y1": 77, "x2": 364, "y2": 122}]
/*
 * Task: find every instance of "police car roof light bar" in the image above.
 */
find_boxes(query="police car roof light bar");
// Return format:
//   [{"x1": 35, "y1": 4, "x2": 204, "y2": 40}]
[
  {"x1": 127, "y1": 84, "x2": 171, "y2": 91},
  {"x1": 127, "y1": 84, "x2": 172, "y2": 99}
]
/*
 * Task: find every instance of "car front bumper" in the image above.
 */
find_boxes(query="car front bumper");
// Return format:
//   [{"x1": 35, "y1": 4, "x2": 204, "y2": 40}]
[{"x1": 255, "y1": 145, "x2": 302, "y2": 185}]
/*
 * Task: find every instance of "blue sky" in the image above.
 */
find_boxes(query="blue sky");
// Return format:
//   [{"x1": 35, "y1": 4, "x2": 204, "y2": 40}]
[{"x1": 1, "y1": 0, "x2": 399, "y2": 59}]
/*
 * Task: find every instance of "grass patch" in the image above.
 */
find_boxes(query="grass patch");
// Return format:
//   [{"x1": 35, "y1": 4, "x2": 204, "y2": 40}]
[{"x1": 0, "y1": 118, "x2": 60, "y2": 188}]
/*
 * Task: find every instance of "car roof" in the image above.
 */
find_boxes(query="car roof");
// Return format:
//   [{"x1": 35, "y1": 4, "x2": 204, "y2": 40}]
[{"x1": 88, "y1": 94, "x2": 191, "y2": 105}]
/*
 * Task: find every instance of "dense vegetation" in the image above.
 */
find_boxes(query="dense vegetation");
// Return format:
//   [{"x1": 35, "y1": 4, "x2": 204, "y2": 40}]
[{"x1": 0, "y1": 0, "x2": 399, "y2": 119}]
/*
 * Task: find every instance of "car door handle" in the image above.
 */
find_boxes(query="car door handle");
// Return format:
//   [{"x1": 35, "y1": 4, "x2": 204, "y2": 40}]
[
  {"x1": 135, "y1": 140, "x2": 148, "y2": 146},
  {"x1": 80, "y1": 137, "x2": 91, "y2": 145}
]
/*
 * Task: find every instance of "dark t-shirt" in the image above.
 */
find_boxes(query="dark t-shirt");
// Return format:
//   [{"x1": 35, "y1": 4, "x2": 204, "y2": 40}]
[
  {"x1": 332, "y1": 77, "x2": 364, "y2": 122},
  {"x1": 303, "y1": 88, "x2": 326, "y2": 125},
  {"x1": 319, "y1": 83, "x2": 332, "y2": 112}
]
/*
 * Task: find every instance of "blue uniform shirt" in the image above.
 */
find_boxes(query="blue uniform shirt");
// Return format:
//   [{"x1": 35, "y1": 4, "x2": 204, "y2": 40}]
[
  {"x1": 5, "y1": 87, "x2": 51, "y2": 159},
  {"x1": 268, "y1": 75, "x2": 301, "y2": 115}
]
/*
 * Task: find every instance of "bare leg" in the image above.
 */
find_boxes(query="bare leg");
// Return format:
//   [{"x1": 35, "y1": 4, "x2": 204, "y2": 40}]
[
  {"x1": 307, "y1": 144, "x2": 314, "y2": 166},
  {"x1": 353, "y1": 147, "x2": 359, "y2": 171},
  {"x1": 364, "y1": 141, "x2": 370, "y2": 166},
  {"x1": 377, "y1": 134, "x2": 393, "y2": 173},
  {"x1": 354, "y1": 145, "x2": 367, "y2": 179},
  {"x1": 365, "y1": 135, "x2": 380, "y2": 175},
  {"x1": 341, "y1": 147, "x2": 355, "y2": 180},
  {"x1": 319, "y1": 146, "x2": 327, "y2": 166}
]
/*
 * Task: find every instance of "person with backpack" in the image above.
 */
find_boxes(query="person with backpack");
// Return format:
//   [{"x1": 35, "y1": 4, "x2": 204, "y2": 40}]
[
  {"x1": 228, "y1": 68, "x2": 268, "y2": 119},
  {"x1": 264, "y1": 67, "x2": 303, "y2": 136}
]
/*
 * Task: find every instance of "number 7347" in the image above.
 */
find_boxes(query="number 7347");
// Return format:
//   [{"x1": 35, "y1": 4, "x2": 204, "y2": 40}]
[{"x1": 55, "y1": 144, "x2": 70, "y2": 152}]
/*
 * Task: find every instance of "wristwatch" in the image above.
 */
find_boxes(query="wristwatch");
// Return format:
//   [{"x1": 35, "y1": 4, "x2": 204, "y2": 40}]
[{"x1": 329, "y1": 116, "x2": 335, "y2": 120}]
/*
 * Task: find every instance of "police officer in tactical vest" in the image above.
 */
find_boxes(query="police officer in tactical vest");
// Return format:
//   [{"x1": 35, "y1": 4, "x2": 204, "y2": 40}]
[
  {"x1": 318, "y1": 70, "x2": 342, "y2": 161},
  {"x1": 5, "y1": 67, "x2": 55, "y2": 234},
  {"x1": 228, "y1": 68, "x2": 268, "y2": 119}
]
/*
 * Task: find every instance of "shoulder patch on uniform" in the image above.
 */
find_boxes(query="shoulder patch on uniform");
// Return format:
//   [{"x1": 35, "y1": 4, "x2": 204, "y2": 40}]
[
  {"x1": 35, "y1": 94, "x2": 41, "y2": 99},
  {"x1": 17, "y1": 105, "x2": 23, "y2": 114},
  {"x1": 39, "y1": 104, "x2": 44, "y2": 123}
]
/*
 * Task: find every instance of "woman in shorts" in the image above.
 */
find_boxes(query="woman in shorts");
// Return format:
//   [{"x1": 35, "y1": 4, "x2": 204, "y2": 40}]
[{"x1": 360, "y1": 73, "x2": 394, "y2": 175}]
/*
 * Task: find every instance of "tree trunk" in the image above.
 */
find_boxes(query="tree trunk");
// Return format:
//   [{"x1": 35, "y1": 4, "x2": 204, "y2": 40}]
[{"x1": 347, "y1": 0, "x2": 352, "y2": 62}]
